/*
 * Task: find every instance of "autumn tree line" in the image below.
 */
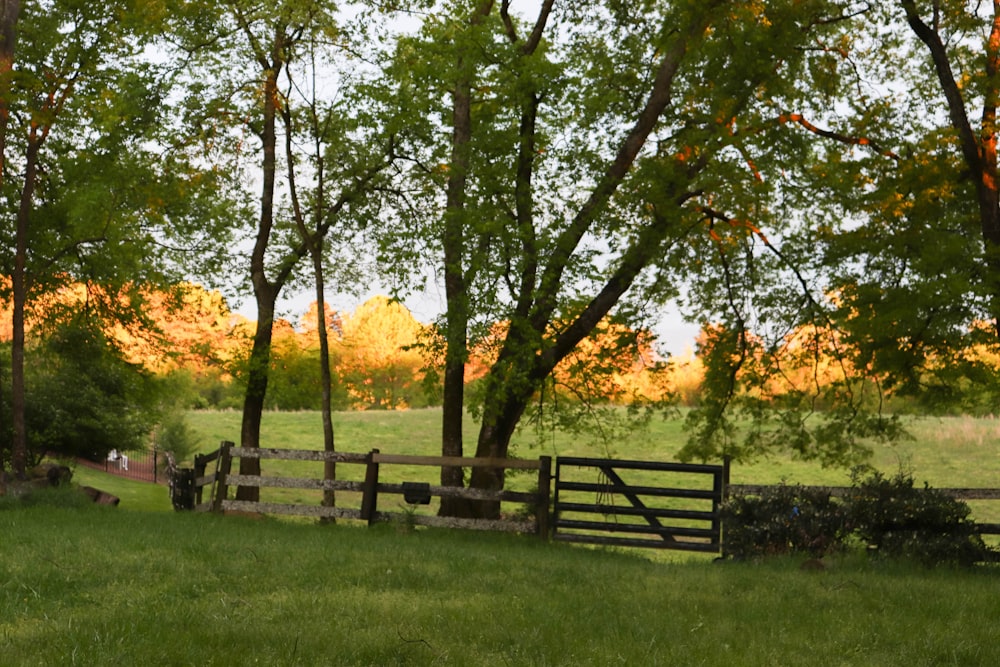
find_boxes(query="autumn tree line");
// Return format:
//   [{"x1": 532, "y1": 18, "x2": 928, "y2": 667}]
[{"x1": 5, "y1": 1, "x2": 1000, "y2": 517}]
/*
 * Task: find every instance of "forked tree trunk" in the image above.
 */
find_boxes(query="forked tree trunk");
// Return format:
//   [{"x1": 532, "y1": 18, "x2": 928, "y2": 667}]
[{"x1": 236, "y1": 59, "x2": 281, "y2": 502}]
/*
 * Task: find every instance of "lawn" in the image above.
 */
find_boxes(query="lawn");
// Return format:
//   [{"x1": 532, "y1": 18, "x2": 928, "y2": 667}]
[
  {"x1": 2, "y1": 503, "x2": 999, "y2": 666},
  {"x1": 174, "y1": 408, "x2": 1000, "y2": 523},
  {"x1": 7, "y1": 409, "x2": 1000, "y2": 665},
  {"x1": 179, "y1": 408, "x2": 1000, "y2": 488}
]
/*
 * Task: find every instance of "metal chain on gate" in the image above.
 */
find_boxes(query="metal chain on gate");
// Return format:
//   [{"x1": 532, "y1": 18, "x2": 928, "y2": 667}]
[{"x1": 596, "y1": 469, "x2": 618, "y2": 523}]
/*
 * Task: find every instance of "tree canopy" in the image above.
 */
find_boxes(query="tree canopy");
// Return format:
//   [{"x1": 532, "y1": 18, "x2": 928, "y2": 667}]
[{"x1": 3, "y1": 0, "x2": 1000, "y2": 505}]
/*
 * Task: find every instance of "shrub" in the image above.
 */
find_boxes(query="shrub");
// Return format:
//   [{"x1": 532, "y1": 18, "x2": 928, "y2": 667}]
[
  {"x1": 847, "y1": 466, "x2": 989, "y2": 567},
  {"x1": 722, "y1": 483, "x2": 850, "y2": 559},
  {"x1": 723, "y1": 468, "x2": 993, "y2": 567},
  {"x1": 25, "y1": 318, "x2": 161, "y2": 462},
  {"x1": 154, "y1": 410, "x2": 201, "y2": 466}
]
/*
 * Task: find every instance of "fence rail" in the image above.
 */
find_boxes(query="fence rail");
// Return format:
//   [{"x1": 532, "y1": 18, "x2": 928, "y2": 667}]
[{"x1": 183, "y1": 442, "x2": 551, "y2": 536}]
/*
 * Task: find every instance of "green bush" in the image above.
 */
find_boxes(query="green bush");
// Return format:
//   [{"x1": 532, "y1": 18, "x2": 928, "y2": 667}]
[
  {"x1": 847, "y1": 466, "x2": 988, "y2": 567},
  {"x1": 721, "y1": 483, "x2": 850, "y2": 559},
  {"x1": 722, "y1": 468, "x2": 993, "y2": 567},
  {"x1": 24, "y1": 318, "x2": 161, "y2": 463},
  {"x1": 154, "y1": 410, "x2": 201, "y2": 466}
]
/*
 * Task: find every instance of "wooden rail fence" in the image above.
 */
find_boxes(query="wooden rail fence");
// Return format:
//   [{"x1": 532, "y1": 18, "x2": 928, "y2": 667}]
[
  {"x1": 185, "y1": 442, "x2": 552, "y2": 536},
  {"x1": 172, "y1": 444, "x2": 1000, "y2": 552}
]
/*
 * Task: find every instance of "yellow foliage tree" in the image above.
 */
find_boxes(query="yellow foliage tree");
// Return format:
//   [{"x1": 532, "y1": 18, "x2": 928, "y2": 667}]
[{"x1": 336, "y1": 296, "x2": 428, "y2": 410}]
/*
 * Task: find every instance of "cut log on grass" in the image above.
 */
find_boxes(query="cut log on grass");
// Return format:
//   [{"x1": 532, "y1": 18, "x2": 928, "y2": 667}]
[{"x1": 80, "y1": 486, "x2": 121, "y2": 506}]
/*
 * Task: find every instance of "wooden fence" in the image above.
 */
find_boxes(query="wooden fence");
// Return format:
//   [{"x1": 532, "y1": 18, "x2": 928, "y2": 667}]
[
  {"x1": 185, "y1": 442, "x2": 552, "y2": 536},
  {"x1": 172, "y1": 444, "x2": 1000, "y2": 553},
  {"x1": 551, "y1": 456, "x2": 729, "y2": 553}
]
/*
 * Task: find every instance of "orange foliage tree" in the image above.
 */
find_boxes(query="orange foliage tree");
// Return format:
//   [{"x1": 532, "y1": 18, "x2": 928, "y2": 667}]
[{"x1": 336, "y1": 296, "x2": 430, "y2": 410}]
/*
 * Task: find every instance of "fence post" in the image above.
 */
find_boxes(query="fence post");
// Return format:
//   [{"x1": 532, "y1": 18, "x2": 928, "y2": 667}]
[
  {"x1": 715, "y1": 456, "x2": 732, "y2": 556},
  {"x1": 360, "y1": 448, "x2": 380, "y2": 525},
  {"x1": 212, "y1": 441, "x2": 234, "y2": 513},
  {"x1": 536, "y1": 456, "x2": 552, "y2": 539},
  {"x1": 722, "y1": 455, "x2": 731, "y2": 502},
  {"x1": 193, "y1": 453, "x2": 209, "y2": 506}
]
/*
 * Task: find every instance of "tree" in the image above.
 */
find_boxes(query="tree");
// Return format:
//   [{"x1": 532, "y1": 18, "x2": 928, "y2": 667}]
[
  {"x1": 24, "y1": 312, "x2": 160, "y2": 463},
  {"x1": 385, "y1": 0, "x2": 862, "y2": 517},
  {"x1": 661, "y1": 1, "x2": 1000, "y2": 466},
  {"x1": 337, "y1": 295, "x2": 427, "y2": 410},
  {"x1": 176, "y1": 0, "x2": 395, "y2": 501},
  {"x1": 0, "y1": 0, "x2": 235, "y2": 478}
]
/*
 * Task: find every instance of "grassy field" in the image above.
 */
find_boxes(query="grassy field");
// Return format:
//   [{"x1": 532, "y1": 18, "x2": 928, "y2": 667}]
[
  {"x1": 2, "y1": 503, "x2": 1000, "y2": 666},
  {"x1": 173, "y1": 408, "x2": 1000, "y2": 523},
  {"x1": 179, "y1": 408, "x2": 1000, "y2": 487},
  {"x1": 6, "y1": 409, "x2": 1000, "y2": 665}
]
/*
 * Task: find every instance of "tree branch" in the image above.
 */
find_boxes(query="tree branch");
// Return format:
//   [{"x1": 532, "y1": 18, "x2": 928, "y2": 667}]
[{"x1": 776, "y1": 112, "x2": 900, "y2": 160}]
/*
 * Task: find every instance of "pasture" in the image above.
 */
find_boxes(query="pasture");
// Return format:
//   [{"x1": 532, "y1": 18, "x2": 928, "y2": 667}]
[
  {"x1": 2, "y1": 503, "x2": 1000, "y2": 666},
  {"x1": 174, "y1": 408, "x2": 1000, "y2": 525},
  {"x1": 5, "y1": 409, "x2": 1000, "y2": 665}
]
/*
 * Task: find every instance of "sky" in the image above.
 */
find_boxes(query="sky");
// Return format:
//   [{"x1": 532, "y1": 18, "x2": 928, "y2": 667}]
[{"x1": 235, "y1": 279, "x2": 702, "y2": 358}]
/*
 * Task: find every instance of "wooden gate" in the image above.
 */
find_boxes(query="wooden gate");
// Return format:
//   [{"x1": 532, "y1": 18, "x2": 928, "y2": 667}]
[{"x1": 552, "y1": 457, "x2": 729, "y2": 553}]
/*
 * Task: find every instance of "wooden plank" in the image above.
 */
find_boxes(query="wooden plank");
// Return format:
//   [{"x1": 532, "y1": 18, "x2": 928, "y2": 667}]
[
  {"x1": 194, "y1": 449, "x2": 222, "y2": 465},
  {"x1": 374, "y1": 482, "x2": 533, "y2": 504},
  {"x1": 229, "y1": 448, "x2": 369, "y2": 463},
  {"x1": 194, "y1": 474, "x2": 216, "y2": 488},
  {"x1": 977, "y1": 522, "x2": 1000, "y2": 535},
  {"x1": 223, "y1": 474, "x2": 364, "y2": 492},
  {"x1": 555, "y1": 501, "x2": 716, "y2": 522},
  {"x1": 374, "y1": 512, "x2": 536, "y2": 534},
  {"x1": 554, "y1": 518, "x2": 717, "y2": 540},
  {"x1": 556, "y1": 480, "x2": 718, "y2": 500},
  {"x1": 371, "y1": 453, "x2": 541, "y2": 470},
  {"x1": 943, "y1": 489, "x2": 1000, "y2": 500},
  {"x1": 552, "y1": 532, "x2": 719, "y2": 553},
  {"x1": 557, "y1": 456, "x2": 724, "y2": 474},
  {"x1": 730, "y1": 485, "x2": 1000, "y2": 500},
  {"x1": 360, "y1": 450, "x2": 380, "y2": 524},
  {"x1": 221, "y1": 499, "x2": 363, "y2": 520},
  {"x1": 536, "y1": 456, "x2": 552, "y2": 539},
  {"x1": 212, "y1": 442, "x2": 233, "y2": 513}
]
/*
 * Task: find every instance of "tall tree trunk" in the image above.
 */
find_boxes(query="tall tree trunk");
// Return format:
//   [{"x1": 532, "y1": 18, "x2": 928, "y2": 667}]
[
  {"x1": 902, "y1": 0, "x2": 1000, "y2": 331},
  {"x1": 438, "y1": 6, "x2": 491, "y2": 516},
  {"x1": 281, "y1": 54, "x2": 338, "y2": 515},
  {"x1": 314, "y1": 254, "x2": 337, "y2": 515},
  {"x1": 10, "y1": 137, "x2": 37, "y2": 479},
  {"x1": 236, "y1": 62, "x2": 281, "y2": 502},
  {"x1": 0, "y1": 0, "x2": 17, "y2": 476}
]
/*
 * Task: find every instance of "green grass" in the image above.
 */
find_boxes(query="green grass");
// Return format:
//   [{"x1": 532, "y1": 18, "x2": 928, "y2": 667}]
[
  {"x1": 68, "y1": 466, "x2": 173, "y2": 512},
  {"x1": 2, "y1": 505, "x2": 999, "y2": 666},
  {"x1": 177, "y1": 408, "x2": 1000, "y2": 523},
  {"x1": 181, "y1": 408, "x2": 1000, "y2": 487},
  {"x1": 6, "y1": 411, "x2": 1000, "y2": 664}
]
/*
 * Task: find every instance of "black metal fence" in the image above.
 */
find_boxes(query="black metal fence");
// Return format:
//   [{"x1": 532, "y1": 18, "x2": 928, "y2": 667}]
[{"x1": 74, "y1": 448, "x2": 163, "y2": 484}]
